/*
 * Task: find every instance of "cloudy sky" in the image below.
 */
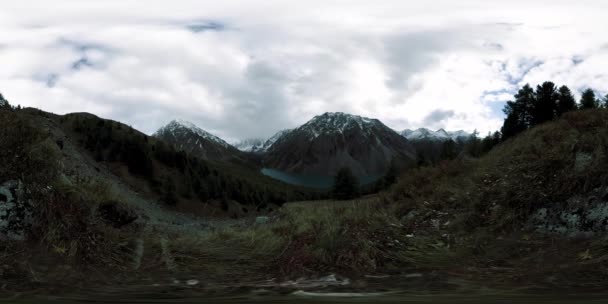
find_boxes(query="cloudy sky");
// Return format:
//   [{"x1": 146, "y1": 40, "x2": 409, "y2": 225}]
[{"x1": 2, "y1": 1, "x2": 608, "y2": 142}]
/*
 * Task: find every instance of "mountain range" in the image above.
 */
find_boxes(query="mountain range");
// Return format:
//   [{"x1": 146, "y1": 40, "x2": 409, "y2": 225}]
[
  {"x1": 154, "y1": 112, "x2": 472, "y2": 179},
  {"x1": 401, "y1": 128, "x2": 471, "y2": 141}
]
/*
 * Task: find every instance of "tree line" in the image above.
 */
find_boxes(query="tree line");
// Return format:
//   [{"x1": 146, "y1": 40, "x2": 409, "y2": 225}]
[
  {"x1": 464, "y1": 82, "x2": 606, "y2": 158},
  {"x1": 64, "y1": 113, "x2": 321, "y2": 208},
  {"x1": 501, "y1": 82, "x2": 606, "y2": 140}
]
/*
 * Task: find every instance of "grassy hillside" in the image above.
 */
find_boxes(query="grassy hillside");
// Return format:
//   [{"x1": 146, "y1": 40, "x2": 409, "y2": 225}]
[
  {"x1": 4, "y1": 106, "x2": 608, "y2": 293},
  {"x1": 51, "y1": 110, "x2": 324, "y2": 211},
  {"x1": 390, "y1": 108, "x2": 608, "y2": 231},
  {"x1": 166, "y1": 108, "x2": 608, "y2": 287}
]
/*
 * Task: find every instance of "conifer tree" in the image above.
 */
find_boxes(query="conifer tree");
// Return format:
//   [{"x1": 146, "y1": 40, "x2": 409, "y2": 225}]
[
  {"x1": 439, "y1": 139, "x2": 457, "y2": 160},
  {"x1": 0, "y1": 93, "x2": 10, "y2": 110},
  {"x1": 556, "y1": 85, "x2": 577, "y2": 115},
  {"x1": 580, "y1": 88, "x2": 598, "y2": 109},
  {"x1": 332, "y1": 167, "x2": 359, "y2": 200},
  {"x1": 602, "y1": 94, "x2": 608, "y2": 108},
  {"x1": 501, "y1": 84, "x2": 535, "y2": 140},
  {"x1": 532, "y1": 81, "x2": 558, "y2": 124}
]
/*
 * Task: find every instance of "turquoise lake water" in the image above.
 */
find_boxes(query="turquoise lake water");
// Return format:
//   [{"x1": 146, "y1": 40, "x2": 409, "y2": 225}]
[{"x1": 261, "y1": 168, "x2": 381, "y2": 189}]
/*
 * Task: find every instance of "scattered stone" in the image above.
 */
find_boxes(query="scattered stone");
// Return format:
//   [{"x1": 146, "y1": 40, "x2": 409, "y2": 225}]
[
  {"x1": 530, "y1": 196, "x2": 608, "y2": 236},
  {"x1": 364, "y1": 274, "x2": 390, "y2": 279},
  {"x1": 574, "y1": 152, "x2": 593, "y2": 173},
  {"x1": 291, "y1": 290, "x2": 386, "y2": 297},
  {"x1": 255, "y1": 216, "x2": 270, "y2": 225},
  {"x1": 161, "y1": 237, "x2": 176, "y2": 271},
  {"x1": 279, "y1": 274, "x2": 350, "y2": 289},
  {"x1": 132, "y1": 238, "x2": 144, "y2": 270},
  {"x1": 400, "y1": 210, "x2": 418, "y2": 224}
]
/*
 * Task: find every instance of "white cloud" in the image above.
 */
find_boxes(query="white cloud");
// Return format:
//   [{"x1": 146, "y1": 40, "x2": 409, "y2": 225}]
[{"x1": 2, "y1": 0, "x2": 608, "y2": 140}]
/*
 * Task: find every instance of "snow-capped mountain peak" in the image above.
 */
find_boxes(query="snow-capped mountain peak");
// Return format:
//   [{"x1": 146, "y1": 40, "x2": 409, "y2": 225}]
[
  {"x1": 234, "y1": 129, "x2": 293, "y2": 153},
  {"x1": 264, "y1": 112, "x2": 415, "y2": 176},
  {"x1": 155, "y1": 119, "x2": 231, "y2": 148},
  {"x1": 233, "y1": 138, "x2": 265, "y2": 152},
  {"x1": 297, "y1": 112, "x2": 384, "y2": 139},
  {"x1": 401, "y1": 128, "x2": 471, "y2": 141}
]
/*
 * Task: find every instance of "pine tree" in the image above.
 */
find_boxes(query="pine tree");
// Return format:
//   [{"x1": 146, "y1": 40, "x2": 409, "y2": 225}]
[
  {"x1": 501, "y1": 84, "x2": 535, "y2": 140},
  {"x1": 0, "y1": 93, "x2": 10, "y2": 110},
  {"x1": 501, "y1": 105, "x2": 526, "y2": 140},
  {"x1": 532, "y1": 81, "x2": 558, "y2": 124},
  {"x1": 580, "y1": 88, "x2": 598, "y2": 109},
  {"x1": 332, "y1": 167, "x2": 359, "y2": 200},
  {"x1": 602, "y1": 94, "x2": 608, "y2": 108},
  {"x1": 381, "y1": 160, "x2": 399, "y2": 188},
  {"x1": 556, "y1": 85, "x2": 577, "y2": 116},
  {"x1": 439, "y1": 139, "x2": 457, "y2": 160},
  {"x1": 514, "y1": 84, "x2": 536, "y2": 128}
]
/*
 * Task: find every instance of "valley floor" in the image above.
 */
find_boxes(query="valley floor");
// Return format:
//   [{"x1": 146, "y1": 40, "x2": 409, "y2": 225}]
[{"x1": 3, "y1": 196, "x2": 608, "y2": 302}]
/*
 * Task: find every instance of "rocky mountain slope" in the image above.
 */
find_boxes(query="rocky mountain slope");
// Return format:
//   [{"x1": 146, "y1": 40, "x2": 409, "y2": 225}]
[
  {"x1": 264, "y1": 112, "x2": 416, "y2": 176},
  {"x1": 154, "y1": 119, "x2": 242, "y2": 161}
]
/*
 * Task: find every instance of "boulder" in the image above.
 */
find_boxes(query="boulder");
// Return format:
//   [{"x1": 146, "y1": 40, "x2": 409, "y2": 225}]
[
  {"x1": 0, "y1": 180, "x2": 32, "y2": 241},
  {"x1": 255, "y1": 216, "x2": 270, "y2": 225},
  {"x1": 530, "y1": 195, "x2": 608, "y2": 237},
  {"x1": 574, "y1": 152, "x2": 593, "y2": 173}
]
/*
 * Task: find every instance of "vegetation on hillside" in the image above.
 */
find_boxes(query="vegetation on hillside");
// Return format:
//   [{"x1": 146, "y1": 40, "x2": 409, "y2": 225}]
[
  {"x1": 332, "y1": 167, "x2": 359, "y2": 200},
  {"x1": 58, "y1": 112, "x2": 323, "y2": 209},
  {"x1": 391, "y1": 108, "x2": 608, "y2": 231},
  {"x1": 0, "y1": 108, "x2": 135, "y2": 285},
  {"x1": 5, "y1": 88, "x2": 608, "y2": 291},
  {"x1": 501, "y1": 82, "x2": 604, "y2": 140}
]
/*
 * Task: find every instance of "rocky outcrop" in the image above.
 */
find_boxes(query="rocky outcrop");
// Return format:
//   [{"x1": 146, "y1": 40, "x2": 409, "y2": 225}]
[
  {"x1": 0, "y1": 180, "x2": 32, "y2": 241},
  {"x1": 531, "y1": 189, "x2": 608, "y2": 237}
]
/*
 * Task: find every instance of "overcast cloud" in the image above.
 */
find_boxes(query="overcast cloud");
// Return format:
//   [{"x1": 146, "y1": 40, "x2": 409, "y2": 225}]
[{"x1": 2, "y1": 0, "x2": 608, "y2": 141}]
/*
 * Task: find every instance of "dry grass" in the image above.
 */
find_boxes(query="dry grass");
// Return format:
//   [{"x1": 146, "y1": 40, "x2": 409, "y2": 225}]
[
  {"x1": 158, "y1": 197, "x2": 415, "y2": 279},
  {"x1": 6, "y1": 109, "x2": 608, "y2": 290}
]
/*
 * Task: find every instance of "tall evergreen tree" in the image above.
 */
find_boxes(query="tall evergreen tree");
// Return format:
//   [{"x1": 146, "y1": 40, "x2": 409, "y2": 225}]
[
  {"x1": 332, "y1": 167, "x2": 359, "y2": 200},
  {"x1": 0, "y1": 93, "x2": 10, "y2": 110},
  {"x1": 515, "y1": 84, "x2": 536, "y2": 127},
  {"x1": 439, "y1": 139, "x2": 457, "y2": 160},
  {"x1": 532, "y1": 81, "x2": 558, "y2": 124},
  {"x1": 580, "y1": 88, "x2": 598, "y2": 109},
  {"x1": 501, "y1": 84, "x2": 535, "y2": 140},
  {"x1": 381, "y1": 160, "x2": 399, "y2": 187},
  {"x1": 556, "y1": 85, "x2": 577, "y2": 116},
  {"x1": 602, "y1": 94, "x2": 608, "y2": 108}
]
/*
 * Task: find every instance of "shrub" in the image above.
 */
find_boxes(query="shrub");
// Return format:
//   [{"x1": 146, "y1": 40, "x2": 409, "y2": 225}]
[{"x1": 332, "y1": 167, "x2": 359, "y2": 200}]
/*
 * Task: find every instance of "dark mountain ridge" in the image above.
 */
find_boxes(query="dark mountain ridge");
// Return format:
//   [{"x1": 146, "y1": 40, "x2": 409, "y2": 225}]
[{"x1": 263, "y1": 112, "x2": 416, "y2": 176}]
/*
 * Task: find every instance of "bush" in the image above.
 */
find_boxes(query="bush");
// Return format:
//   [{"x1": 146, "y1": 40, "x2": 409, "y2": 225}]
[
  {"x1": 0, "y1": 111, "x2": 59, "y2": 184},
  {"x1": 332, "y1": 167, "x2": 359, "y2": 200}
]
